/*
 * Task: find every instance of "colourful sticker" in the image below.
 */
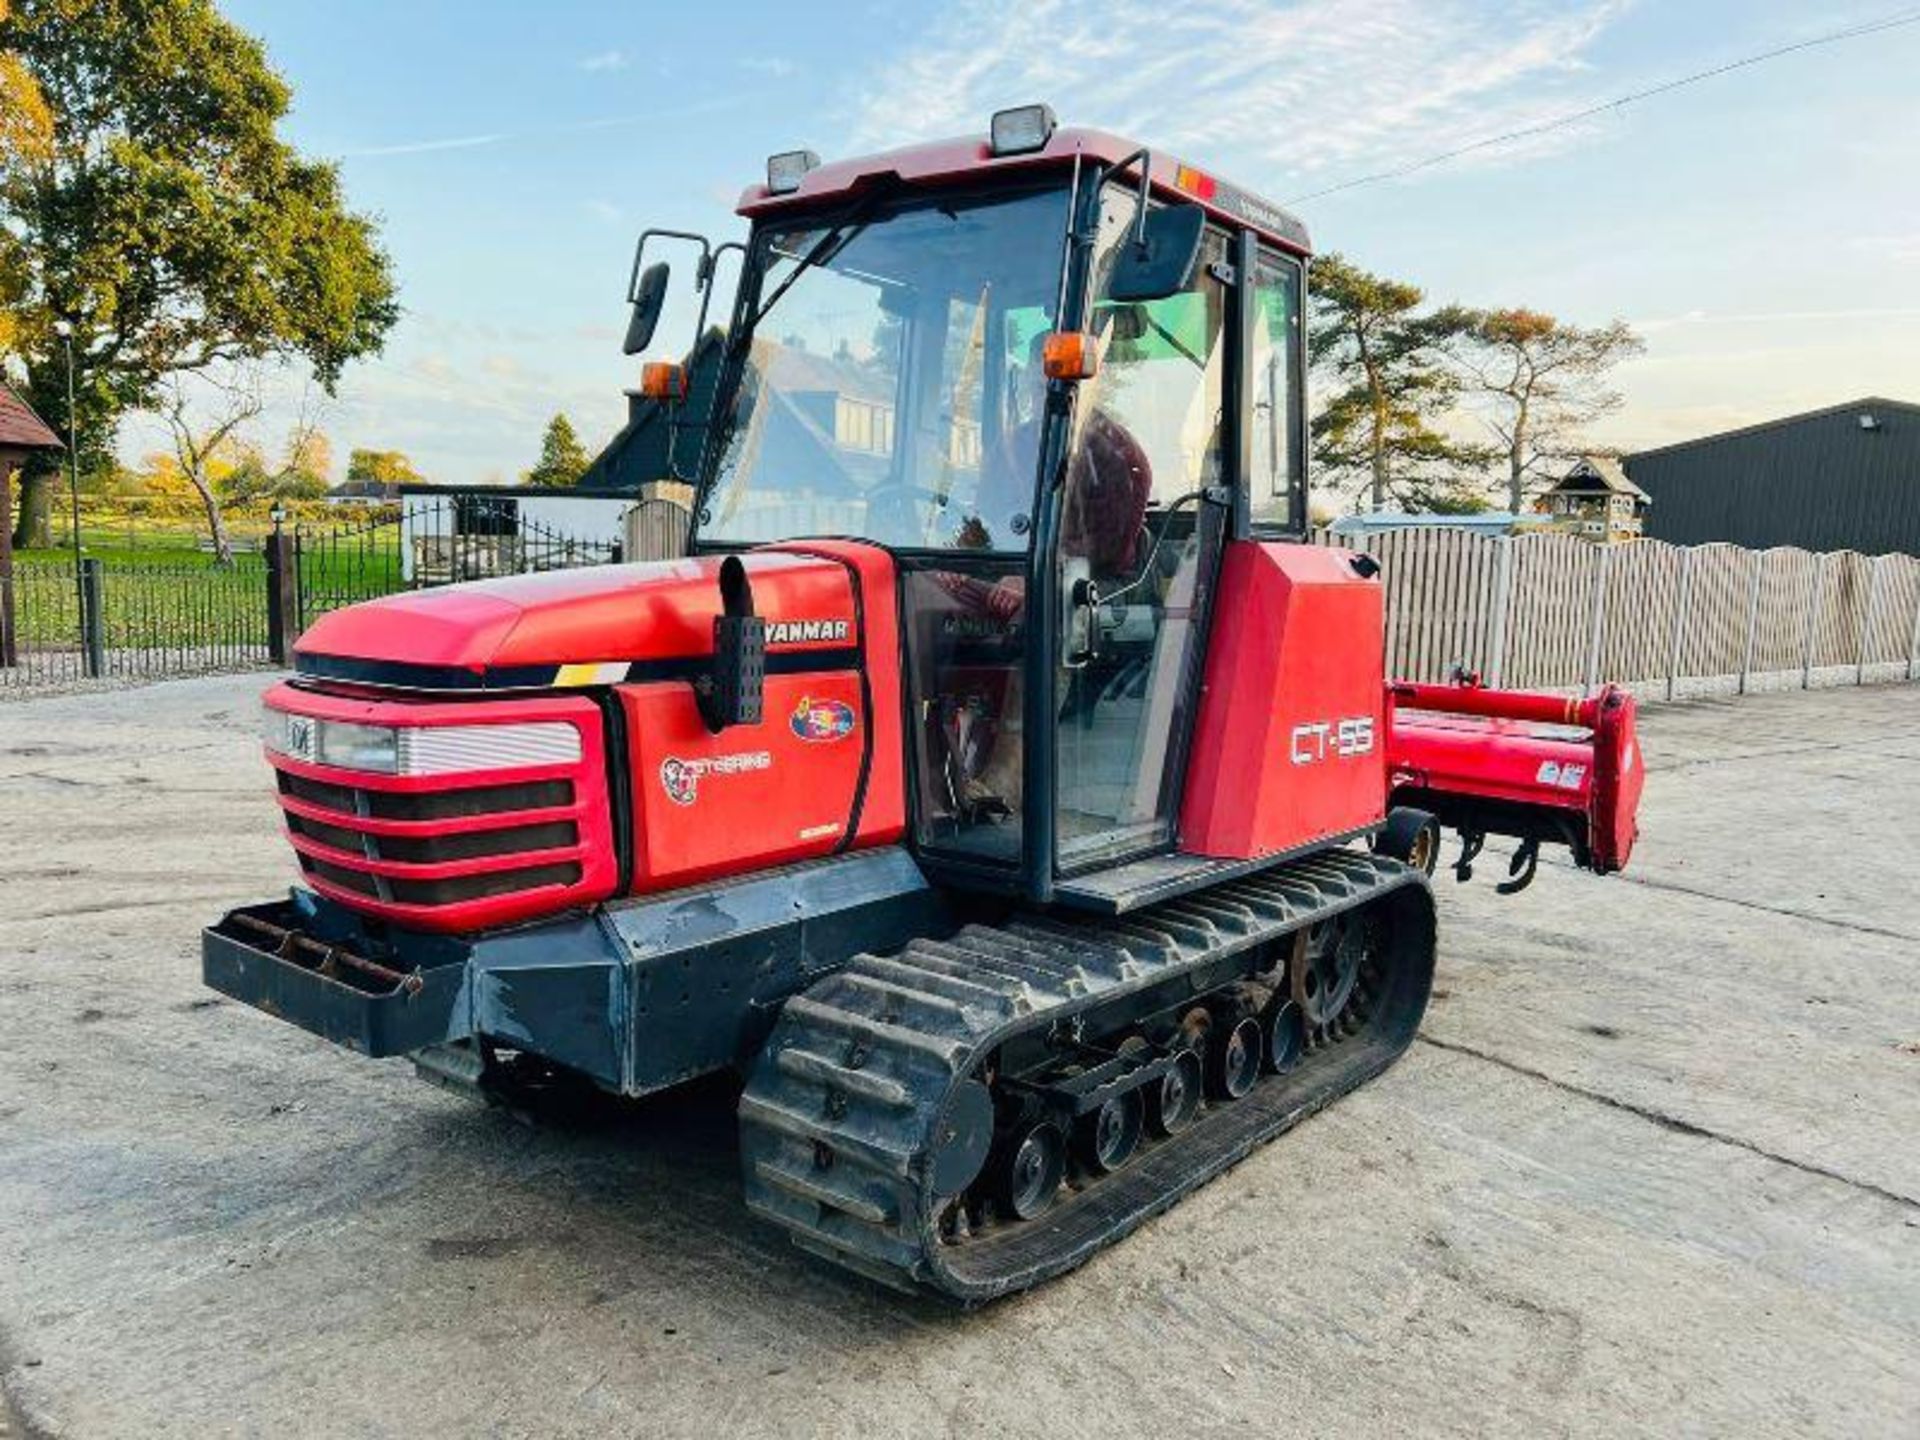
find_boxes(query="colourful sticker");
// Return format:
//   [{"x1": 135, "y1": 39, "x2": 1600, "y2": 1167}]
[
  {"x1": 660, "y1": 757, "x2": 699, "y2": 806},
  {"x1": 790, "y1": 696, "x2": 857, "y2": 743},
  {"x1": 659, "y1": 751, "x2": 772, "y2": 805}
]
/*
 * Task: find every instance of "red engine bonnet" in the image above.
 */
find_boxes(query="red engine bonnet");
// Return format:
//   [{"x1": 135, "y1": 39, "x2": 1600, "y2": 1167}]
[{"x1": 293, "y1": 551, "x2": 862, "y2": 685}]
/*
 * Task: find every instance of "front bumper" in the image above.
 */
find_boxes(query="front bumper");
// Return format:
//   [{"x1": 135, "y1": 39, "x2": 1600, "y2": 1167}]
[
  {"x1": 203, "y1": 895, "x2": 472, "y2": 1057},
  {"x1": 202, "y1": 848, "x2": 947, "y2": 1092}
]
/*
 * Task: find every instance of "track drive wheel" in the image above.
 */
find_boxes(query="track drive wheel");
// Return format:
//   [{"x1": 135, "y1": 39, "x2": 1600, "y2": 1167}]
[{"x1": 1297, "y1": 912, "x2": 1368, "y2": 1031}]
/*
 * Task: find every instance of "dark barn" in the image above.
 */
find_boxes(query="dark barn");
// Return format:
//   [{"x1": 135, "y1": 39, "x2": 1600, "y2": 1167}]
[{"x1": 1625, "y1": 397, "x2": 1920, "y2": 554}]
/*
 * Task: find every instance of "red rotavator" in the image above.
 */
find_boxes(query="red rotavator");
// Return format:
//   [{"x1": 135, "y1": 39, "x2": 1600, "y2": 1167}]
[{"x1": 203, "y1": 105, "x2": 1642, "y2": 1304}]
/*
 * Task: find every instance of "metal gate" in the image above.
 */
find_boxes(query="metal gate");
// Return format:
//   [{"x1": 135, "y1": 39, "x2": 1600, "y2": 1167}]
[{"x1": 295, "y1": 498, "x2": 626, "y2": 633}]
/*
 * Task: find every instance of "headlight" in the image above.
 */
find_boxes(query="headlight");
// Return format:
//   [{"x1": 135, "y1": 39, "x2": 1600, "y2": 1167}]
[
  {"x1": 263, "y1": 706, "x2": 580, "y2": 776},
  {"x1": 319, "y1": 720, "x2": 401, "y2": 774}
]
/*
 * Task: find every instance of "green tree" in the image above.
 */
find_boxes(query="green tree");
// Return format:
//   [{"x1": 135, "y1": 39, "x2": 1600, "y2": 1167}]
[
  {"x1": 523, "y1": 412, "x2": 591, "y2": 487},
  {"x1": 1308, "y1": 254, "x2": 1486, "y2": 513},
  {"x1": 1440, "y1": 308, "x2": 1644, "y2": 514},
  {"x1": 219, "y1": 421, "x2": 333, "y2": 505},
  {"x1": 0, "y1": 1, "x2": 51, "y2": 363},
  {"x1": 0, "y1": 0, "x2": 398, "y2": 548},
  {"x1": 345, "y1": 448, "x2": 424, "y2": 489}
]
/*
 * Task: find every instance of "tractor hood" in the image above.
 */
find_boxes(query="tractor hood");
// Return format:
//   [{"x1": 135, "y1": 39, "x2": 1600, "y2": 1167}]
[{"x1": 293, "y1": 550, "x2": 861, "y2": 691}]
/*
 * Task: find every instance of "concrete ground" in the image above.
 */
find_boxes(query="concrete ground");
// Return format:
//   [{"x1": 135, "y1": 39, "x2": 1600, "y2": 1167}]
[{"x1": 1, "y1": 676, "x2": 1916, "y2": 1439}]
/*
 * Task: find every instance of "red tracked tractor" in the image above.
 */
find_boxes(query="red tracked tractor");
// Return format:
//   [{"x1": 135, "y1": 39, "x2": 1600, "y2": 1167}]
[{"x1": 204, "y1": 107, "x2": 1643, "y2": 1303}]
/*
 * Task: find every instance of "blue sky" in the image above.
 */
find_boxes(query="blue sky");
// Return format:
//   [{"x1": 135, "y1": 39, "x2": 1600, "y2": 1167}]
[{"x1": 132, "y1": 0, "x2": 1920, "y2": 486}]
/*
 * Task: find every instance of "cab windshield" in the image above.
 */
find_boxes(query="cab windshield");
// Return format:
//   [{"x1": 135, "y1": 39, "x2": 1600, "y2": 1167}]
[{"x1": 698, "y1": 185, "x2": 1068, "y2": 551}]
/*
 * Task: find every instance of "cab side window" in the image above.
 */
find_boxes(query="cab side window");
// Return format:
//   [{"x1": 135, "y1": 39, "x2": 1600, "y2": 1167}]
[{"x1": 1249, "y1": 252, "x2": 1304, "y2": 532}]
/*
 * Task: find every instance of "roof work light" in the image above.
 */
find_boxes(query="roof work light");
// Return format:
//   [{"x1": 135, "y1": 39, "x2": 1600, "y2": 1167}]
[
  {"x1": 766, "y1": 149, "x2": 820, "y2": 194},
  {"x1": 989, "y1": 104, "x2": 1056, "y2": 156}
]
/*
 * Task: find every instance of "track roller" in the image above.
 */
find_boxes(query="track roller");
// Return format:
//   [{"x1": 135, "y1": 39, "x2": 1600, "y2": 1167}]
[
  {"x1": 1263, "y1": 999, "x2": 1303, "y2": 1073},
  {"x1": 1206, "y1": 1014, "x2": 1263, "y2": 1101},
  {"x1": 995, "y1": 1118, "x2": 1066, "y2": 1221},
  {"x1": 1145, "y1": 1049, "x2": 1202, "y2": 1136},
  {"x1": 1075, "y1": 1090, "x2": 1144, "y2": 1174}
]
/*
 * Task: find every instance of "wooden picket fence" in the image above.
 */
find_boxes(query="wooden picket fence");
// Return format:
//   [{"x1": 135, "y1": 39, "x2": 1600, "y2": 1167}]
[{"x1": 1321, "y1": 528, "x2": 1920, "y2": 697}]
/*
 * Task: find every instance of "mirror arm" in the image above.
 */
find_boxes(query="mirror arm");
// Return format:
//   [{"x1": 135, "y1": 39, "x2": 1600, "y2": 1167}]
[
  {"x1": 692, "y1": 241, "x2": 746, "y2": 341},
  {"x1": 1100, "y1": 147, "x2": 1156, "y2": 251},
  {"x1": 629, "y1": 228, "x2": 714, "y2": 303}
]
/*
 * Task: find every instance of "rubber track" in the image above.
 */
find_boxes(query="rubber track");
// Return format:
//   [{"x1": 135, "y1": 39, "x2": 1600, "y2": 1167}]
[{"x1": 738, "y1": 849, "x2": 1435, "y2": 1303}]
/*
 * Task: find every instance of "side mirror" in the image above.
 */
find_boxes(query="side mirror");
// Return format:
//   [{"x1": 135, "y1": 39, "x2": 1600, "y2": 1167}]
[
  {"x1": 1107, "y1": 203, "x2": 1205, "y2": 303},
  {"x1": 623, "y1": 261, "x2": 670, "y2": 356}
]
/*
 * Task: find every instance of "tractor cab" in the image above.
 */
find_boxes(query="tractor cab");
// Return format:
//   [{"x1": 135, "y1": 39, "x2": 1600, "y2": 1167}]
[{"x1": 637, "y1": 107, "x2": 1313, "y2": 903}]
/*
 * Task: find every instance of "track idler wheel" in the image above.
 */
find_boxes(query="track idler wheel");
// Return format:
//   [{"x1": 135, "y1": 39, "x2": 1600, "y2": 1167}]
[
  {"x1": 995, "y1": 1118, "x2": 1066, "y2": 1221},
  {"x1": 1075, "y1": 1090, "x2": 1144, "y2": 1175},
  {"x1": 1205, "y1": 1015, "x2": 1263, "y2": 1101},
  {"x1": 1146, "y1": 1049, "x2": 1203, "y2": 1137}
]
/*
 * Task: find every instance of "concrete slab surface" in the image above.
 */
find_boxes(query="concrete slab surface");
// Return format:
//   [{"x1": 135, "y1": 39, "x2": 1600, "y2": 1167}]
[{"x1": 1, "y1": 676, "x2": 1916, "y2": 1438}]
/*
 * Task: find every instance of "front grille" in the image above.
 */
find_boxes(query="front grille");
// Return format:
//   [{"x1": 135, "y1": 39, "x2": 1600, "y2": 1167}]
[{"x1": 266, "y1": 701, "x2": 614, "y2": 932}]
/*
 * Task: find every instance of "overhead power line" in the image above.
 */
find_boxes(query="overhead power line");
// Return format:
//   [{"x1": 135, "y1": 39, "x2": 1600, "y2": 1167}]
[{"x1": 1284, "y1": 8, "x2": 1920, "y2": 206}]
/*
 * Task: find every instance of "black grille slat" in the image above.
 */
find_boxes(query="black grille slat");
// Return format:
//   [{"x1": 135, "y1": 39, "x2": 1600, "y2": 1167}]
[
  {"x1": 388, "y1": 863, "x2": 582, "y2": 906},
  {"x1": 279, "y1": 772, "x2": 573, "y2": 822},
  {"x1": 279, "y1": 773, "x2": 357, "y2": 813},
  {"x1": 300, "y1": 856, "x2": 380, "y2": 896},
  {"x1": 301, "y1": 854, "x2": 583, "y2": 906},
  {"x1": 286, "y1": 813, "x2": 578, "y2": 864},
  {"x1": 367, "y1": 781, "x2": 573, "y2": 822},
  {"x1": 286, "y1": 814, "x2": 367, "y2": 854},
  {"x1": 377, "y1": 821, "x2": 578, "y2": 863}
]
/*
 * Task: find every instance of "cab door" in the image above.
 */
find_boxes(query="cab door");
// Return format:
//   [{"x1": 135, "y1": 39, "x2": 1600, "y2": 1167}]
[{"x1": 1051, "y1": 214, "x2": 1234, "y2": 871}]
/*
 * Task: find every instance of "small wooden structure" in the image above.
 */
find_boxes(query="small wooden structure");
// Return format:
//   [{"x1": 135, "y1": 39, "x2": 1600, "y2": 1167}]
[
  {"x1": 1540, "y1": 456, "x2": 1650, "y2": 543},
  {"x1": 0, "y1": 383, "x2": 63, "y2": 668}
]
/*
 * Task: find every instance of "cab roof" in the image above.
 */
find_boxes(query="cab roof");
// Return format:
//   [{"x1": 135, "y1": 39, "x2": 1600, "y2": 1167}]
[{"x1": 737, "y1": 126, "x2": 1311, "y2": 257}]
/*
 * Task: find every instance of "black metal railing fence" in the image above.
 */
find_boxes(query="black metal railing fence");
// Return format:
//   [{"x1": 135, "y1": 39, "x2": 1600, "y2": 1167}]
[
  {"x1": 0, "y1": 554, "x2": 273, "y2": 691},
  {"x1": 3, "y1": 498, "x2": 629, "y2": 693}
]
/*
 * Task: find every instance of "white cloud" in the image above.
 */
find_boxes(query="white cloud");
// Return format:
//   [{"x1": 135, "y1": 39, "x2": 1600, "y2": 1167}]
[
  {"x1": 579, "y1": 50, "x2": 631, "y2": 73},
  {"x1": 849, "y1": 0, "x2": 1632, "y2": 197},
  {"x1": 740, "y1": 56, "x2": 797, "y2": 78},
  {"x1": 340, "y1": 133, "x2": 505, "y2": 158},
  {"x1": 339, "y1": 94, "x2": 751, "y2": 162}
]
